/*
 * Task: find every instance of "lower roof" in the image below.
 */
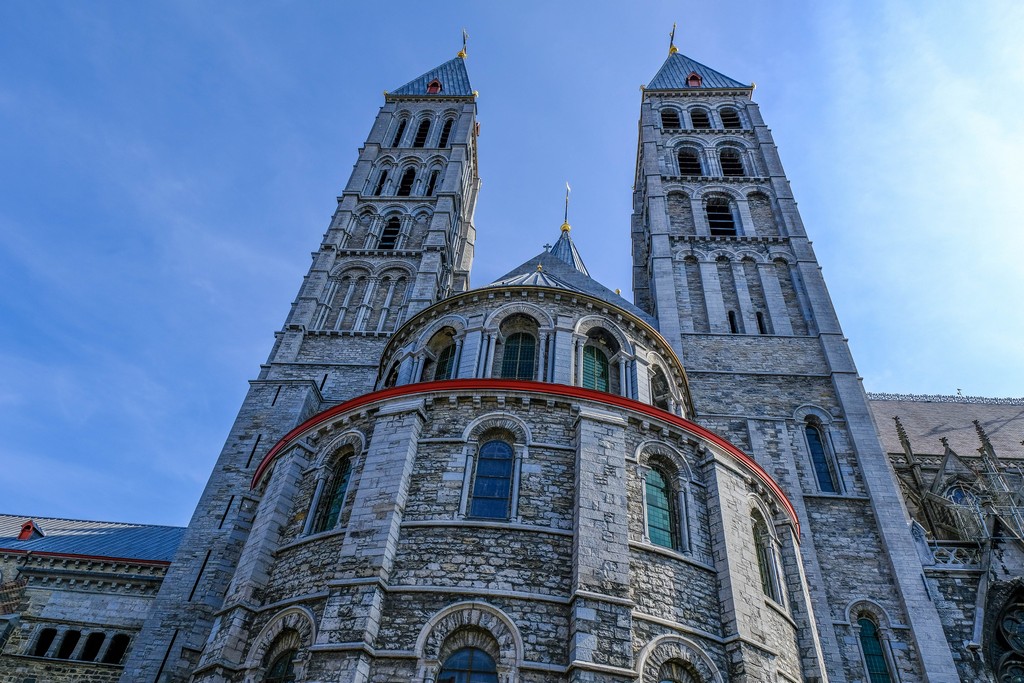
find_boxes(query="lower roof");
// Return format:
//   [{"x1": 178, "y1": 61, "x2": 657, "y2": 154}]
[{"x1": 0, "y1": 513, "x2": 184, "y2": 564}]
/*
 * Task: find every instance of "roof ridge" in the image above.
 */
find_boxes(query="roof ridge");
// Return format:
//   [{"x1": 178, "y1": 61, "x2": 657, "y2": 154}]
[{"x1": 0, "y1": 512, "x2": 185, "y2": 529}]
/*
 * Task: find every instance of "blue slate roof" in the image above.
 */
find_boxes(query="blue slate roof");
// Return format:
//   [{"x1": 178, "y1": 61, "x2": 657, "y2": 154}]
[
  {"x1": 549, "y1": 228, "x2": 590, "y2": 276},
  {"x1": 391, "y1": 57, "x2": 473, "y2": 97},
  {"x1": 647, "y1": 52, "x2": 748, "y2": 90},
  {"x1": 0, "y1": 514, "x2": 185, "y2": 563}
]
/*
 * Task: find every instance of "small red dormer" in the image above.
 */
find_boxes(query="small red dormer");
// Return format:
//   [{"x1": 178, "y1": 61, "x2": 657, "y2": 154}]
[
  {"x1": 426, "y1": 79, "x2": 443, "y2": 94},
  {"x1": 686, "y1": 72, "x2": 702, "y2": 87},
  {"x1": 18, "y1": 520, "x2": 44, "y2": 541}
]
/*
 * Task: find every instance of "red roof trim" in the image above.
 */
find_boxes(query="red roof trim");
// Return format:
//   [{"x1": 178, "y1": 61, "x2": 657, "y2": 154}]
[
  {"x1": 0, "y1": 547, "x2": 171, "y2": 567},
  {"x1": 251, "y1": 380, "x2": 799, "y2": 532}
]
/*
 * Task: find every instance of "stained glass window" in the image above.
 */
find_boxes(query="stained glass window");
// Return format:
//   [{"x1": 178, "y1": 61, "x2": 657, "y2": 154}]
[
  {"x1": 470, "y1": 440, "x2": 514, "y2": 519},
  {"x1": 646, "y1": 466, "x2": 678, "y2": 550}
]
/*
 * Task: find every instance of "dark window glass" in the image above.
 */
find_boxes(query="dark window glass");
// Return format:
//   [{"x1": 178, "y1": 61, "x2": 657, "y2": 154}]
[
  {"x1": 650, "y1": 368, "x2": 671, "y2": 412},
  {"x1": 391, "y1": 119, "x2": 407, "y2": 147},
  {"x1": 102, "y1": 634, "x2": 130, "y2": 664},
  {"x1": 33, "y1": 628, "x2": 57, "y2": 657},
  {"x1": 80, "y1": 632, "x2": 105, "y2": 661},
  {"x1": 425, "y1": 170, "x2": 440, "y2": 196},
  {"x1": 437, "y1": 647, "x2": 498, "y2": 683},
  {"x1": 373, "y1": 170, "x2": 388, "y2": 196},
  {"x1": 706, "y1": 199, "x2": 736, "y2": 236},
  {"x1": 806, "y1": 424, "x2": 838, "y2": 493},
  {"x1": 858, "y1": 619, "x2": 892, "y2": 683},
  {"x1": 439, "y1": 119, "x2": 455, "y2": 147},
  {"x1": 384, "y1": 364, "x2": 399, "y2": 388},
  {"x1": 397, "y1": 168, "x2": 416, "y2": 196},
  {"x1": 500, "y1": 333, "x2": 535, "y2": 380},
  {"x1": 661, "y1": 109, "x2": 681, "y2": 129},
  {"x1": 582, "y1": 345, "x2": 610, "y2": 392},
  {"x1": 721, "y1": 107, "x2": 742, "y2": 129},
  {"x1": 434, "y1": 345, "x2": 457, "y2": 380},
  {"x1": 264, "y1": 649, "x2": 298, "y2": 683},
  {"x1": 756, "y1": 311, "x2": 768, "y2": 335},
  {"x1": 690, "y1": 108, "x2": 710, "y2": 128},
  {"x1": 677, "y1": 149, "x2": 702, "y2": 175},
  {"x1": 314, "y1": 457, "x2": 352, "y2": 533},
  {"x1": 379, "y1": 218, "x2": 401, "y2": 249},
  {"x1": 646, "y1": 466, "x2": 678, "y2": 549},
  {"x1": 752, "y1": 513, "x2": 777, "y2": 599},
  {"x1": 720, "y1": 148, "x2": 744, "y2": 176},
  {"x1": 56, "y1": 630, "x2": 80, "y2": 659},
  {"x1": 413, "y1": 119, "x2": 431, "y2": 148},
  {"x1": 470, "y1": 441, "x2": 514, "y2": 519},
  {"x1": 728, "y1": 310, "x2": 740, "y2": 334}
]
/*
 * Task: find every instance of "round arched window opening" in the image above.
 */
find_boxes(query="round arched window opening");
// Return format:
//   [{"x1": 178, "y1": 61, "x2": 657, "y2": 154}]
[
  {"x1": 264, "y1": 648, "x2": 297, "y2": 683},
  {"x1": 658, "y1": 659, "x2": 700, "y2": 683},
  {"x1": 437, "y1": 646, "x2": 498, "y2": 683}
]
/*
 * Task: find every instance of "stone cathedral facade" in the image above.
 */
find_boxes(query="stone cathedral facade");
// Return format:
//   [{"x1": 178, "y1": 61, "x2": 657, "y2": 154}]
[{"x1": 3, "y1": 48, "x2": 1024, "y2": 683}]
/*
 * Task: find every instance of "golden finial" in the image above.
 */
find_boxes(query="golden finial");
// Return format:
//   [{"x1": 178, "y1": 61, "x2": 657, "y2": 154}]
[
  {"x1": 562, "y1": 182, "x2": 571, "y2": 232},
  {"x1": 615, "y1": 288, "x2": 621, "y2": 295},
  {"x1": 457, "y1": 29, "x2": 468, "y2": 59},
  {"x1": 669, "y1": 23, "x2": 679, "y2": 55},
  {"x1": 537, "y1": 263, "x2": 543, "y2": 272}
]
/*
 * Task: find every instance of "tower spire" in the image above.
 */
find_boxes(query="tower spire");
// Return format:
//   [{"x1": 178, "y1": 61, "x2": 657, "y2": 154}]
[
  {"x1": 668, "y1": 23, "x2": 678, "y2": 55},
  {"x1": 562, "y1": 182, "x2": 571, "y2": 232},
  {"x1": 458, "y1": 29, "x2": 468, "y2": 59}
]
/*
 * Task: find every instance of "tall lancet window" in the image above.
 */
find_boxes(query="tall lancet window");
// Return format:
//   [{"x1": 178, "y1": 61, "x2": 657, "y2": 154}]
[
  {"x1": 805, "y1": 422, "x2": 838, "y2": 493},
  {"x1": 438, "y1": 119, "x2": 455, "y2": 147},
  {"x1": 396, "y1": 168, "x2": 415, "y2": 196},
  {"x1": 858, "y1": 617, "x2": 893, "y2": 683},
  {"x1": 412, "y1": 119, "x2": 431, "y2": 148},
  {"x1": 645, "y1": 465, "x2": 679, "y2": 550},
  {"x1": 390, "y1": 119, "x2": 407, "y2": 147},
  {"x1": 469, "y1": 440, "x2": 514, "y2": 519}
]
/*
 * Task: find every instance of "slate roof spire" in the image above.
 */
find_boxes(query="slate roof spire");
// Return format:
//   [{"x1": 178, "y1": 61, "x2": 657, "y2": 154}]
[
  {"x1": 390, "y1": 48, "x2": 474, "y2": 97},
  {"x1": 646, "y1": 50, "x2": 750, "y2": 91}
]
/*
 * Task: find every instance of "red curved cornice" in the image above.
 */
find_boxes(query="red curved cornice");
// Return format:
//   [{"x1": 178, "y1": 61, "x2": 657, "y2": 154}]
[{"x1": 251, "y1": 379, "x2": 798, "y2": 533}]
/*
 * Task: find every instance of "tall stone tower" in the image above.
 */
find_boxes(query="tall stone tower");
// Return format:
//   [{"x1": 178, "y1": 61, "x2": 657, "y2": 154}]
[
  {"x1": 121, "y1": 53, "x2": 480, "y2": 682},
  {"x1": 632, "y1": 48, "x2": 960, "y2": 680}
]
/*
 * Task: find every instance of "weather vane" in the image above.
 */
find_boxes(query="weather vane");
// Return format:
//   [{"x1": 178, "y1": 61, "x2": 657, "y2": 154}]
[
  {"x1": 562, "y1": 182, "x2": 571, "y2": 232},
  {"x1": 458, "y1": 29, "x2": 469, "y2": 59},
  {"x1": 669, "y1": 23, "x2": 679, "y2": 55}
]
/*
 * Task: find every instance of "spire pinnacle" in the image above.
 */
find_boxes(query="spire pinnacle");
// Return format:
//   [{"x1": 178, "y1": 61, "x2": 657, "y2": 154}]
[
  {"x1": 458, "y1": 29, "x2": 468, "y2": 59},
  {"x1": 668, "y1": 23, "x2": 679, "y2": 55},
  {"x1": 562, "y1": 182, "x2": 571, "y2": 232}
]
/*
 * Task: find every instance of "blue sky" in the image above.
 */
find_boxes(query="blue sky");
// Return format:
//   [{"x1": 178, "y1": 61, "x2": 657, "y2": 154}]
[{"x1": 2, "y1": 1, "x2": 1022, "y2": 525}]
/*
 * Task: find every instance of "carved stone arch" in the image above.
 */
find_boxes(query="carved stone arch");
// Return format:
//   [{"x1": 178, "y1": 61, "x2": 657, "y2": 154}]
[
  {"x1": 695, "y1": 185, "x2": 744, "y2": 201},
  {"x1": 462, "y1": 412, "x2": 531, "y2": 446},
  {"x1": 793, "y1": 404, "x2": 836, "y2": 425},
  {"x1": 672, "y1": 246, "x2": 698, "y2": 262},
  {"x1": 573, "y1": 315, "x2": 634, "y2": 356},
  {"x1": 483, "y1": 302, "x2": 554, "y2": 333},
  {"x1": 375, "y1": 153, "x2": 399, "y2": 167},
  {"x1": 410, "y1": 205, "x2": 434, "y2": 220},
  {"x1": 713, "y1": 136, "x2": 752, "y2": 150},
  {"x1": 372, "y1": 261, "x2": 415, "y2": 279},
  {"x1": 313, "y1": 429, "x2": 366, "y2": 469},
  {"x1": 424, "y1": 153, "x2": 448, "y2": 167},
  {"x1": 845, "y1": 599, "x2": 895, "y2": 628},
  {"x1": 636, "y1": 440, "x2": 693, "y2": 480},
  {"x1": 636, "y1": 633, "x2": 724, "y2": 683},
  {"x1": 379, "y1": 205, "x2": 410, "y2": 223},
  {"x1": 414, "y1": 314, "x2": 469, "y2": 349},
  {"x1": 767, "y1": 247, "x2": 795, "y2": 264},
  {"x1": 415, "y1": 600, "x2": 525, "y2": 674},
  {"x1": 328, "y1": 260, "x2": 375, "y2": 278},
  {"x1": 703, "y1": 248, "x2": 735, "y2": 263},
  {"x1": 687, "y1": 247, "x2": 712, "y2": 262},
  {"x1": 732, "y1": 247, "x2": 766, "y2": 263},
  {"x1": 242, "y1": 605, "x2": 317, "y2": 677},
  {"x1": 664, "y1": 135, "x2": 713, "y2": 151},
  {"x1": 661, "y1": 181, "x2": 693, "y2": 195}
]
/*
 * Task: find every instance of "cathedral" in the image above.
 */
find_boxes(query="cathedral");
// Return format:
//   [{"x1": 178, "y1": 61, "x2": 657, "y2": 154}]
[{"x1": 2, "y1": 44, "x2": 1023, "y2": 683}]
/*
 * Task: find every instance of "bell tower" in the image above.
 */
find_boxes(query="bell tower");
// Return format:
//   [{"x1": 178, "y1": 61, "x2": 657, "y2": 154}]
[
  {"x1": 632, "y1": 45, "x2": 960, "y2": 680},
  {"x1": 121, "y1": 52, "x2": 479, "y2": 682}
]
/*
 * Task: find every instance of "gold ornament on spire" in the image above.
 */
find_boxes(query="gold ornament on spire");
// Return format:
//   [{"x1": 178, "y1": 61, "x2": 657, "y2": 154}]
[
  {"x1": 669, "y1": 23, "x2": 679, "y2": 55},
  {"x1": 458, "y1": 29, "x2": 468, "y2": 59}
]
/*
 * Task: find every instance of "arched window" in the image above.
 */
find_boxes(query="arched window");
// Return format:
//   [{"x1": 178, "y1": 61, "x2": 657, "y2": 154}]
[
  {"x1": 501, "y1": 332, "x2": 536, "y2": 380},
  {"x1": 469, "y1": 440, "x2": 514, "y2": 519},
  {"x1": 56, "y1": 630, "x2": 80, "y2": 659},
  {"x1": 727, "y1": 310, "x2": 740, "y2": 334},
  {"x1": 391, "y1": 119, "x2": 407, "y2": 147},
  {"x1": 677, "y1": 149, "x2": 702, "y2": 175},
  {"x1": 425, "y1": 169, "x2": 440, "y2": 196},
  {"x1": 650, "y1": 367, "x2": 671, "y2": 412},
  {"x1": 658, "y1": 660, "x2": 700, "y2": 683},
  {"x1": 438, "y1": 119, "x2": 455, "y2": 147},
  {"x1": 686, "y1": 72, "x2": 703, "y2": 88},
  {"x1": 396, "y1": 168, "x2": 416, "y2": 196},
  {"x1": 79, "y1": 632, "x2": 105, "y2": 661},
  {"x1": 313, "y1": 454, "x2": 353, "y2": 533},
  {"x1": 102, "y1": 634, "x2": 131, "y2": 664},
  {"x1": 752, "y1": 510, "x2": 781, "y2": 601},
  {"x1": 383, "y1": 363, "x2": 400, "y2": 388},
  {"x1": 706, "y1": 197, "x2": 737, "y2": 236},
  {"x1": 805, "y1": 422, "x2": 838, "y2": 493},
  {"x1": 426, "y1": 79, "x2": 443, "y2": 94},
  {"x1": 661, "y1": 108, "x2": 681, "y2": 129},
  {"x1": 858, "y1": 618, "x2": 893, "y2": 683},
  {"x1": 32, "y1": 628, "x2": 57, "y2": 657},
  {"x1": 412, "y1": 119, "x2": 431, "y2": 148},
  {"x1": 646, "y1": 465, "x2": 679, "y2": 550},
  {"x1": 373, "y1": 170, "x2": 388, "y2": 196},
  {"x1": 378, "y1": 217, "x2": 401, "y2": 249},
  {"x1": 720, "y1": 107, "x2": 742, "y2": 129},
  {"x1": 581, "y1": 345, "x2": 610, "y2": 392},
  {"x1": 719, "y1": 148, "x2": 745, "y2": 176},
  {"x1": 690, "y1": 108, "x2": 710, "y2": 128},
  {"x1": 264, "y1": 649, "x2": 298, "y2": 683},
  {"x1": 434, "y1": 344, "x2": 457, "y2": 380},
  {"x1": 438, "y1": 647, "x2": 498, "y2": 683}
]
